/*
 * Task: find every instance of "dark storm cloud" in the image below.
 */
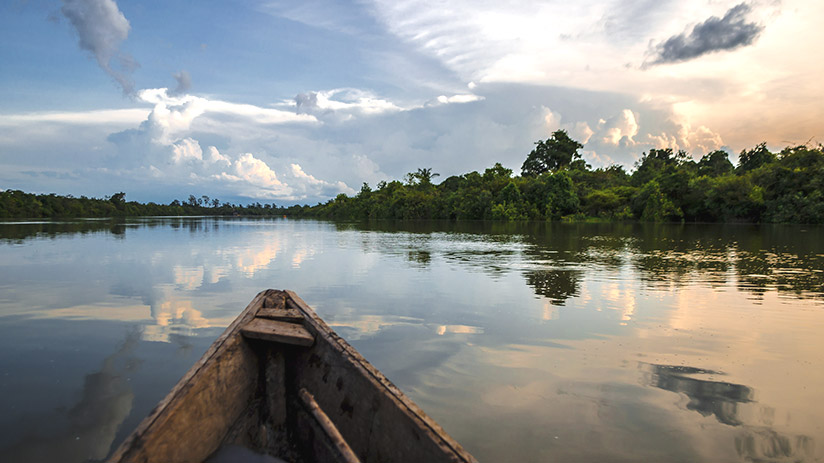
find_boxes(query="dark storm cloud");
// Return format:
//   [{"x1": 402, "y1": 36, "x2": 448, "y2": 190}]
[
  {"x1": 61, "y1": 0, "x2": 138, "y2": 94},
  {"x1": 648, "y1": 3, "x2": 764, "y2": 65}
]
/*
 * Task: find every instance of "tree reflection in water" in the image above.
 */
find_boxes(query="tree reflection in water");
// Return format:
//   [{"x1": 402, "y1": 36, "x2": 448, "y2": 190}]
[
  {"x1": 515, "y1": 222, "x2": 824, "y2": 305},
  {"x1": 735, "y1": 429, "x2": 814, "y2": 463},
  {"x1": 644, "y1": 363, "x2": 814, "y2": 463},
  {"x1": 326, "y1": 220, "x2": 824, "y2": 306},
  {"x1": 523, "y1": 269, "x2": 581, "y2": 305},
  {"x1": 646, "y1": 364, "x2": 753, "y2": 426},
  {"x1": 3, "y1": 218, "x2": 822, "y2": 462}
]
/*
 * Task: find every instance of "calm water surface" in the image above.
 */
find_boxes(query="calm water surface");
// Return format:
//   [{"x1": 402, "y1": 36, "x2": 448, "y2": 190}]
[{"x1": 0, "y1": 218, "x2": 822, "y2": 462}]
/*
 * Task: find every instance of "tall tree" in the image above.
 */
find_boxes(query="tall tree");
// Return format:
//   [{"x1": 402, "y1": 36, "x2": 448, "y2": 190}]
[
  {"x1": 697, "y1": 150, "x2": 734, "y2": 177},
  {"x1": 521, "y1": 130, "x2": 583, "y2": 176},
  {"x1": 405, "y1": 168, "x2": 440, "y2": 186},
  {"x1": 737, "y1": 142, "x2": 775, "y2": 173}
]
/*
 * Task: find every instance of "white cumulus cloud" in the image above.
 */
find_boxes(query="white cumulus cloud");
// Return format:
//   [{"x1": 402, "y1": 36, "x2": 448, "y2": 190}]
[
  {"x1": 171, "y1": 138, "x2": 203, "y2": 164},
  {"x1": 292, "y1": 88, "x2": 403, "y2": 120},
  {"x1": 600, "y1": 109, "x2": 640, "y2": 146},
  {"x1": 569, "y1": 122, "x2": 595, "y2": 145},
  {"x1": 99, "y1": 88, "x2": 353, "y2": 201},
  {"x1": 233, "y1": 153, "x2": 284, "y2": 191}
]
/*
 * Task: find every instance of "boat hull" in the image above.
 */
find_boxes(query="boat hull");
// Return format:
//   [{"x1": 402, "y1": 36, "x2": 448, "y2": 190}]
[{"x1": 109, "y1": 289, "x2": 476, "y2": 463}]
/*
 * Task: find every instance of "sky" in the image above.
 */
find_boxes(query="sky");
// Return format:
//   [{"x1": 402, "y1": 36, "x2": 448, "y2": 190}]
[{"x1": 1, "y1": 0, "x2": 822, "y2": 205}]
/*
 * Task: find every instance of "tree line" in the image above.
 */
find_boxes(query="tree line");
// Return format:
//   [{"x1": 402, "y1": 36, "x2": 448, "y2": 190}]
[
  {"x1": 0, "y1": 191, "x2": 284, "y2": 219},
  {"x1": 288, "y1": 131, "x2": 824, "y2": 223},
  {"x1": 2, "y1": 131, "x2": 823, "y2": 223}
]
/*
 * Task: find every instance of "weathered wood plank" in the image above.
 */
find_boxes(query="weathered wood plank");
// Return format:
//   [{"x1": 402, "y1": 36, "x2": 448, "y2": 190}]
[
  {"x1": 256, "y1": 307, "x2": 304, "y2": 323},
  {"x1": 298, "y1": 388, "x2": 361, "y2": 463},
  {"x1": 109, "y1": 289, "x2": 274, "y2": 463},
  {"x1": 262, "y1": 291, "x2": 287, "y2": 310},
  {"x1": 261, "y1": 291, "x2": 287, "y2": 310},
  {"x1": 286, "y1": 290, "x2": 478, "y2": 463},
  {"x1": 111, "y1": 289, "x2": 477, "y2": 463},
  {"x1": 241, "y1": 318, "x2": 314, "y2": 346}
]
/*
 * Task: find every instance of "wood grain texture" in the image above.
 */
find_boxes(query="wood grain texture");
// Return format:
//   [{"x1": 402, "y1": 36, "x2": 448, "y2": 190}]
[
  {"x1": 241, "y1": 318, "x2": 315, "y2": 346},
  {"x1": 109, "y1": 289, "x2": 478, "y2": 463},
  {"x1": 286, "y1": 290, "x2": 479, "y2": 463},
  {"x1": 256, "y1": 307, "x2": 305, "y2": 323},
  {"x1": 109, "y1": 290, "x2": 272, "y2": 463},
  {"x1": 298, "y1": 388, "x2": 361, "y2": 463}
]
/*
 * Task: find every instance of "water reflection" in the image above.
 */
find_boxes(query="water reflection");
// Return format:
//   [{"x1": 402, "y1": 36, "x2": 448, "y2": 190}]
[
  {"x1": 524, "y1": 269, "x2": 582, "y2": 305},
  {"x1": 329, "y1": 221, "x2": 824, "y2": 305},
  {"x1": 144, "y1": 292, "x2": 210, "y2": 343},
  {"x1": 644, "y1": 363, "x2": 816, "y2": 462},
  {"x1": 1, "y1": 330, "x2": 138, "y2": 462},
  {"x1": 1, "y1": 219, "x2": 823, "y2": 463},
  {"x1": 0, "y1": 217, "x2": 824, "y2": 305},
  {"x1": 645, "y1": 364, "x2": 754, "y2": 426},
  {"x1": 407, "y1": 250, "x2": 432, "y2": 267},
  {"x1": 735, "y1": 429, "x2": 815, "y2": 463},
  {"x1": 0, "y1": 219, "x2": 127, "y2": 243}
]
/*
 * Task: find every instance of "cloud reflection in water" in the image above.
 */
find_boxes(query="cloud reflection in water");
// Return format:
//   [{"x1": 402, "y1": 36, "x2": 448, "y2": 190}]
[{"x1": 2, "y1": 219, "x2": 824, "y2": 462}]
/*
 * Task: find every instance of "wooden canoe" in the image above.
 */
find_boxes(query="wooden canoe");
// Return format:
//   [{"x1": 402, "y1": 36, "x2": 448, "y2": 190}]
[{"x1": 109, "y1": 289, "x2": 477, "y2": 463}]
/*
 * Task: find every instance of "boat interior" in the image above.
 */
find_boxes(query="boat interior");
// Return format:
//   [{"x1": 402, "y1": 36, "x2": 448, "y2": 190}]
[{"x1": 109, "y1": 290, "x2": 476, "y2": 463}]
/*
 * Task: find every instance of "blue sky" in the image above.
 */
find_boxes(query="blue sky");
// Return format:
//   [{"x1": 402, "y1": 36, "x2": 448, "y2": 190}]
[{"x1": 1, "y1": 0, "x2": 822, "y2": 204}]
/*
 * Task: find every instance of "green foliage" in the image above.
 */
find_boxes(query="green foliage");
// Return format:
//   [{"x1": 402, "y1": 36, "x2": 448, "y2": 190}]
[
  {"x1": 584, "y1": 187, "x2": 634, "y2": 218},
  {"x1": 286, "y1": 140, "x2": 820, "y2": 224},
  {"x1": 3, "y1": 140, "x2": 823, "y2": 224},
  {"x1": 756, "y1": 145, "x2": 824, "y2": 223},
  {"x1": 543, "y1": 171, "x2": 580, "y2": 219},
  {"x1": 0, "y1": 190, "x2": 288, "y2": 219},
  {"x1": 405, "y1": 168, "x2": 439, "y2": 187},
  {"x1": 110, "y1": 192, "x2": 126, "y2": 209},
  {"x1": 697, "y1": 150, "x2": 734, "y2": 177},
  {"x1": 492, "y1": 182, "x2": 528, "y2": 221},
  {"x1": 631, "y1": 148, "x2": 691, "y2": 187},
  {"x1": 634, "y1": 181, "x2": 682, "y2": 222},
  {"x1": 521, "y1": 130, "x2": 583, "y2": 176},
  {"x1": 703, "y1": 176, "x2": 763, "y2": 221},
  {"x1": 737, "y1": 142, "x2": 776, "y2": 173}
]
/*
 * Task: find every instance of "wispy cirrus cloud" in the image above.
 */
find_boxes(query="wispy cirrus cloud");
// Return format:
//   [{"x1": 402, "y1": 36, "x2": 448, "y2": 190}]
[
  {"x1": 0, "y1": 109, "x2": 148, "y2": 126},
  {"x1": 646, "y1": 3, "x2": 765, "y2": 66},
  {"x1": 261, "y1": 0, "x2": 376, "y2": 35}
]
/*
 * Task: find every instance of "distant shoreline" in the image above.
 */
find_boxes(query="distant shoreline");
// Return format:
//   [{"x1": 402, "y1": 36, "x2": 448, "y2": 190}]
[{"x1": 3, "y1": 141, "x2": 824, "y2": 224}]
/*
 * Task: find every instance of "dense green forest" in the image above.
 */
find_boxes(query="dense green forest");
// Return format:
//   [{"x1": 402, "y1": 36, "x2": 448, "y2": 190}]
[
  {"x1": 288, "y1": 132, "x2": 824, "y2": 224},
  {"x1": 0, "y1": 191, "x2": 282, "y2": 219},
  {"x1": 2, "y1": 132, "x2": 823, "y2": 223}
]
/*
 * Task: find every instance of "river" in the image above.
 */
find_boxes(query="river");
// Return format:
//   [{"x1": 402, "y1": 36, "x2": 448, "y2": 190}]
[{"x1": 0, "y1": 218, "x2": 822, "y2": 462}]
